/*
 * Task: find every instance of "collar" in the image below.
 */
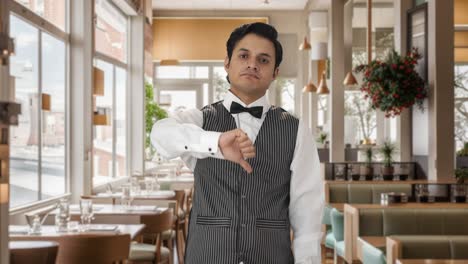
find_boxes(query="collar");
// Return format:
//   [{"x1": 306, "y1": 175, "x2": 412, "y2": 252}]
[{"x1": 222, "y1": 90, "x2": 271, "y2": 117}]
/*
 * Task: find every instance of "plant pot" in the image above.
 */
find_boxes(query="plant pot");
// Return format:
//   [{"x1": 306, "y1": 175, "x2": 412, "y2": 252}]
[
  {"x1": 382, "y1": 166, "x2": 394, "y2": 181},
  {"x1": 351, "y1": 174, "x2": 361, "y2": 181},
  {"x1": 360, "y1": 166, "x2": 374, "y2": 181},
  {"x1": 399, "y1": 174, "x2": 408, "y2": 181}
]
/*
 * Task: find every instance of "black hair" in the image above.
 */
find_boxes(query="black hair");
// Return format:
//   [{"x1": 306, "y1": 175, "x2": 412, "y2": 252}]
[{"x1": 225, "y1": 22, "x2": 283, "y2": 83}]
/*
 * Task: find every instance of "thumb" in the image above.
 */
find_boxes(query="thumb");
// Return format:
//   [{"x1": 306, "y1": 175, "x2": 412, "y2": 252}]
[{"x1": 239, "y1": 159, "x2": 253, "y2": 174}]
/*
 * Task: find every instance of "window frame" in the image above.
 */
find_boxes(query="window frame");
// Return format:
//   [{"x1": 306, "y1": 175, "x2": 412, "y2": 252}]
[
  {"x1": 8, "y1": 0, "x2": 70, "y2": 209},
  {"x1": 92, "y1": 0, "x2": 131, "y2": 186}
]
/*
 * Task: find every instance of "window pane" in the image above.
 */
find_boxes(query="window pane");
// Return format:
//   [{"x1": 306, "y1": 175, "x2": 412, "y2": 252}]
[
  {"x1": 213, "y1": 66, "x2": 229, "y2": 101},
  {"x1": 93, "y1": 60, "x2": 114, "y2": 185},
  {"x1": 15, "y1": 0, "x2": 66, "y2": 31},
  {"x1": 195, "y1": 66, "x2": 209, "y2": 79},
  {"x1": 9, "y1": 15, "x2": 40, "y2": 207},
  {"x1": 41, "y1": 32, "x2": 66, "y2": 198},
  {"x1": 95, "y1": 0, "x2": 127, "y2": 62},
  {"x1": 455, "y1": 65, "x2": 468, "y2": 152},
  {"x1": 277, "y1": 78, "x2": 295, "y2": 115},
  {"x1": 160, "y1": 90, "x2": 197, "y2": 115},
  {"x1": 115, "y1": 67, "x2": 126, "y2": 177},
  {"x1": 344, "y1": 91, "x2": 376, "y2": 146},
  {"x1": 156, "y1": 66, "x2": 191, "y2": 79}
]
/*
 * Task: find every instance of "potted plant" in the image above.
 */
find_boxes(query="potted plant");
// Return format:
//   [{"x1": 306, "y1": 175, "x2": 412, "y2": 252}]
[
  {"x1": 453, "y1": 167, "x2": 468, "y2": 203},
  {"x1": 380, "y1": 140, "x2": 396, "y2": 181},
  {"x1": 360, "y1": 147, "x2": 374, "y2": 181},
  {"x1": 145, "y1": 82, "x2": 168, "y2": 160},
  {"x1": 456, "y1": 142, "x2": 468, "y2": 168},
  {"x1": 316, "y1": 132, "x2": 328, "y2": 148},
  {"x1": 354, "y1": 48, "x2": 427, "y2": 118}
]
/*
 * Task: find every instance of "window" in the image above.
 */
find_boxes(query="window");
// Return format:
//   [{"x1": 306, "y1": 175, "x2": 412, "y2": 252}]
[
  {"x1": 276, "y1": 78, "x2": 296, "y2": 115},
  {"x1": 9, "y1": 13, "x2": 67, "y2": 208},
  {"x1": 94, "y1": 0, "x2": 128, "y2": 62},
  {"x1": 344, "y1": 2, "x2": 395, "y2": 146},
  {"x1": 455, "y1": 65, "x2": 468, "y2": 152},
  {"x1": 93, "y1": 60, "x2": 127, "y2": 185},
  {"x1": 14, "y1": 0, "x2": 66, "y2": 30}
]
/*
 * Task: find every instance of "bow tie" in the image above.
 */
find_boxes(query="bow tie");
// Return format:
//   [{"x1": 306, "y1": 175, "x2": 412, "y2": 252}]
[{"x1": 230, "y1": 101, "x2": 263, "y2": 119}]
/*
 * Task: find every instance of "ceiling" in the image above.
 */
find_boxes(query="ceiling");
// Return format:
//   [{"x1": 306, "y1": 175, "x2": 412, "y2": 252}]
[{"x1": 152, "y1": 0, "x2": 309, "y2": 11}]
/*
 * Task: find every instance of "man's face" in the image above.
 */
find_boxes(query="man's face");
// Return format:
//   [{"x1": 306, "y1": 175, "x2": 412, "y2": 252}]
[{"x1": 225, "y1": 33, "x2": 279, "y2": 101}]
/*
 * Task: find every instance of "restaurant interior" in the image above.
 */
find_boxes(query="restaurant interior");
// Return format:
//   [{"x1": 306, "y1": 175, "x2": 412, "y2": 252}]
[{"x1": 0, "y1": 0, "x2": 467, "y2": 263}]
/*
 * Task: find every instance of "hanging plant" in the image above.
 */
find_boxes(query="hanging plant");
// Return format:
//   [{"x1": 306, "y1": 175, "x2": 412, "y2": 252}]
[{"x1": 354, "y1": 48, "x2": 428, "y2": 117}]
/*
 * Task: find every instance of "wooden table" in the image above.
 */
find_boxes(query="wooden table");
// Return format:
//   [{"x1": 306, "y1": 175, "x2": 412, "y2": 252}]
[
  {"x1": 44, "y1": 205, "x2": 169, "y2": 225},
  {"x1": 9, "y1": 224, "x2": 145, "y2": 240},
  {"x1": 344, "y1": 203, "x2": 468, "y2": 263},
  {"x1": 92, "y1": 190, "x2": 176, "y2": 204},
  {"x1": 397, "y1": 260, "x2": 468, "y2": 264},
  {"x1": 357, "y1": 236, "x2": 385, "y2": 261}
]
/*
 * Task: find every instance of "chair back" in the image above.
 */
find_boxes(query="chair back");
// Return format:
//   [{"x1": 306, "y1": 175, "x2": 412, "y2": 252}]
[
  {"x1": 140, "y1": 209, "x2": 174, "y2": 236},
  {"x1": 10, "y1": 241, "x2": 59, "y2": 264}
]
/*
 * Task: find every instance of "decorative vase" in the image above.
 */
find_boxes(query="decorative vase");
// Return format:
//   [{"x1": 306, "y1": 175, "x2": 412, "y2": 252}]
[{"x1": 382, "y1": 166, "x2": 394, "y2": 181}]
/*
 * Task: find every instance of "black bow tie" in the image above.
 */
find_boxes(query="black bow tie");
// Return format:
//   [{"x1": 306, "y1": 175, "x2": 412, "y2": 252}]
[{"x1": 230, "y1": 101, "x2": 263, "y2": 119}]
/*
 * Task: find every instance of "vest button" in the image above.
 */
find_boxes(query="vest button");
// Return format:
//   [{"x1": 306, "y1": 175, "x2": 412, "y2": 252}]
[
  {"x1": 241, "y1": 194, "x2": 246, "y2": 199},
  {"x1": 241, "y1": 223, "x2": 246, "y2": 228}
]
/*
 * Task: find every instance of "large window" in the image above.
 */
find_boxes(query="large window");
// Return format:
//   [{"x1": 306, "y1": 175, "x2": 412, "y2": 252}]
[
  {"x1": 9, "y1": 13, "x2": 67, "y2": 208},
  {"x1": 455, "y1": 65, "x2": 468, "y2": 151},
  {"x1": 93, "y1": 61, "x2": 128, "y2": 185},
  {"x1": 344, "y1": 1, "x2": 394, "y2": 146},
  {"x1": 275, "y1": 78, "x2": 296, "y2": 115},
  {"x1": 93, "y1": 0, "x2": 129, "y2": 186}
]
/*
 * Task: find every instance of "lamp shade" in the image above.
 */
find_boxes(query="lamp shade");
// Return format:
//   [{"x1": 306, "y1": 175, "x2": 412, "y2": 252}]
[
  {"x1": 311, "y1": 42, "x2": 328, "y2": 61},
  {"x1": 160, "y1": 59, "x2": 180, "y2": 66},
  {"x1": 317, "y1": 72, "x2": 329, "y2": 94},
  {"x1": 302, "y1": 82, "x2": 317, "y2": 93},
  {"x1": 343, "y1": 71, "x2": 358, "y2": 86},
  {"x1": 299, "y1": 37, "x2": 311, "y2": 50}
]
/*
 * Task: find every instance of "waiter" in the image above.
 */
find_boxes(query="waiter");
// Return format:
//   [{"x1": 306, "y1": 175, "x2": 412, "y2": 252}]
[{"x1": 151, "y1": 22, "x2": 323, "y2": 264}]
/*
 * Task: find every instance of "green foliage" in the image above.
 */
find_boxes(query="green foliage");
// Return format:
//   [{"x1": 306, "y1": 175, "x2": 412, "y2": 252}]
[
  {"x1": 354, "y1": 48, "x2": 427, "y2": 117},
  {"x1": 379, "y1": 140, "x2": 396, "y2": 167},
  {"x1": 455, "y1": 167, "x2": 468, "y2": 184},
  {"x1": 362, "y1": 147, "x2": 373, "y2": 166},
  {"x1": 317, "y1": 132, "x2": 327, "y2": 144},
  {"x1": 145, "y1": 82, "x2": 168, "y2": 157},
  {"x1": 457, "y1": 142, "x2": 468, "y2": 157}
]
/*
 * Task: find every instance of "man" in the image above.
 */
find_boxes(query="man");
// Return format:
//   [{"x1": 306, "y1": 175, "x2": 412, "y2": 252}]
[{"x1": 151, "y1": 22, "x2": 323, "y2": 264}]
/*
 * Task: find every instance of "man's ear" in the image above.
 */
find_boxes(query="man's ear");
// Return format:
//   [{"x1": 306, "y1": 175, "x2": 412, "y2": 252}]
[
  {"x1": 224, "y1": 56, "x2": 230, "y2": 72},
  {"x1": 273, "y1": 67, "x2": 279, "y2": 79}
]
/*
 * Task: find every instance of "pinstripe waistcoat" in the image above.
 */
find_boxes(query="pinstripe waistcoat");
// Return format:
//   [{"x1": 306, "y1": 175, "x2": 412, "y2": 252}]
[{"x1": 185, "y1": 101, "x2": 299, "y2": 264}]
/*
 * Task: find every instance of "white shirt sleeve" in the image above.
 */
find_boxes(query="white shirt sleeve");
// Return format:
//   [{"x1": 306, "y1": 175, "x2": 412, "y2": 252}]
[
  {"x1": 289, "y1": 119, "x2": 324, "y2": 263},
  {"x1": 150, "y1": 108, "x2": 224, "y2": 171}
]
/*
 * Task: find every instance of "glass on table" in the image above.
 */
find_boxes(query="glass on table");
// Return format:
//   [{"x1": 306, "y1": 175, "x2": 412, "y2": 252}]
[
  {"x1": 120, "y1": 184, "x2": 132, "y2": 209},
  {"x1": 144, "y1": 176, "x2": 156, "y2": 195},
  {"x1": 55, "y1": 198, "x2": 70, "y2": 232},
  {"x1": 79, "y1": 198, "x2": 93, "y2": 230}
]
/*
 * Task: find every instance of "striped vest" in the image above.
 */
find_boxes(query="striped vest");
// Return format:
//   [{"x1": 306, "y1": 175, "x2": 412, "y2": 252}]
[{"x1": 185, "y1": 101, "x2": 299, "y2": 264}]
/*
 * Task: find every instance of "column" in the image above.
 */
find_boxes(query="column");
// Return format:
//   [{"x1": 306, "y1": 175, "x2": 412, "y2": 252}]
[
  {"x1": 329, "y1": 0, "x2": 346, "y2": 162},
  {"x1": 428, "y1": 0, "x2": 455, "y2": 180}
]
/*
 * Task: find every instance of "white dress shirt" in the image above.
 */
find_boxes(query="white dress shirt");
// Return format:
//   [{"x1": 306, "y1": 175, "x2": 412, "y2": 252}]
[{"x1": 151, "y1": 91, "x2": 324, "y2": 263}]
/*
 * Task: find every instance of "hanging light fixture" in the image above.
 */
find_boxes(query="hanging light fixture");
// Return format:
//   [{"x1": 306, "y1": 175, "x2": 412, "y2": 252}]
[
  {"x1": 299, "y1": 37, "x2": 311, "y2": 50},
  {"x1": 343, "y1": 71, "x2": 358, "y2": 86},
  {"x1": 160, "y1": 59, "x2": 180, "y2": 66},
  {"x1": 302, "y1": 81, "x2": 317, "y2": 93},
  {"x1": 344, "y1": 0, "x2": 372, "y2": 87},
  {"x1": 317, "y1": 71, "x2": 329, "y2": 94}
]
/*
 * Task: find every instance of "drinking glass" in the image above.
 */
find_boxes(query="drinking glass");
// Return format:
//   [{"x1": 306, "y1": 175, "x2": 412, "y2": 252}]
[
  {"x1": 55, "y1": 198, "x2": 70, "y2": 232},
  {"x1": 79, "y1": 198, "x2": 93, "y2": 230}
]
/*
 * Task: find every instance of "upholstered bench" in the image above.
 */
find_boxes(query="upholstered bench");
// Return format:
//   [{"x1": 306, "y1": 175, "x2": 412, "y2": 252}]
[
  {"x1": 353, "y1": 208, "x2": 468, "y2": 263},
  {"x1": 386, "y1": 235, "x2": 468, "y2": 264},
  {"x1": 327, "y1": 183, "x2": 412, "y2": 204}
]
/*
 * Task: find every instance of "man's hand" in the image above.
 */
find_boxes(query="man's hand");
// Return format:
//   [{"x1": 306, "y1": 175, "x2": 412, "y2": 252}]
[{"x1": 218, "y1": 129, "x2": 256, "y2": 173}]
